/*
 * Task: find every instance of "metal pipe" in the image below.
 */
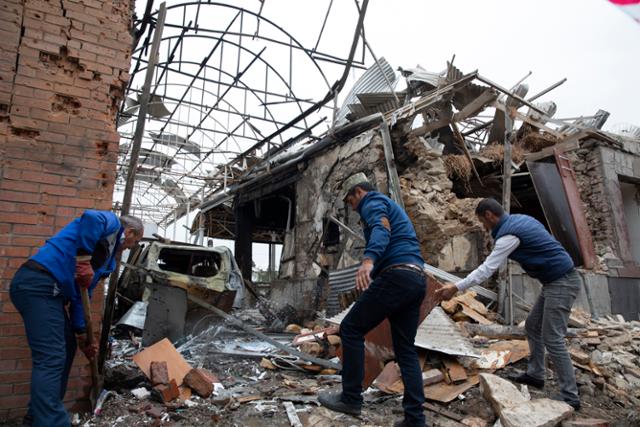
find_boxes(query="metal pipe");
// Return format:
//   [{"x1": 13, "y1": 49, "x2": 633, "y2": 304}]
[{"x1": 527, "y1": 78, "x2": 567, "y2": 102}]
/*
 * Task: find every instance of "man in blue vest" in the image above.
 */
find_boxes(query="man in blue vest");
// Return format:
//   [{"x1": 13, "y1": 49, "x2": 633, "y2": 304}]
[
  {"x1": 319, "y1": 174, "x2": 428, "y2": 427},
  {"x1": 10, "y1": 211, "x2": 143, "y2": 427},
  {"x1": 436, "y1": 198, "x2": 582, "y2": 410}
]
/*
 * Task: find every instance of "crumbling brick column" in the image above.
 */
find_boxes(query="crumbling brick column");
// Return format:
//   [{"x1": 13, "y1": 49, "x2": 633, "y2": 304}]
[{"x1": 0, "y1": 0, "x2": 132, "y2": 420}]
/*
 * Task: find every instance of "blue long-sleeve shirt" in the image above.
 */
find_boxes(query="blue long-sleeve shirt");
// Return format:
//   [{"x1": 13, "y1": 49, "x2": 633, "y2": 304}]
[
  {"x1": 357, "y1": 192, "x2": 424, "y2": 277},
  {"x1": 31, "y1": 210, "x2": 123, "y2": 332}
]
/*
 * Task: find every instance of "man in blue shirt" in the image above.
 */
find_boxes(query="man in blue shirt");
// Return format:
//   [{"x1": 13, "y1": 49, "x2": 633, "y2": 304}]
[
  {"x1": 319, "y1": 174, "x2": 428, "y2": 427},
  {"x1": 10, "y1": 211, "x2": 143, "y2": 427},
  {"x1": 436, "y1": 198, "x2": 582, "y2": 411}
]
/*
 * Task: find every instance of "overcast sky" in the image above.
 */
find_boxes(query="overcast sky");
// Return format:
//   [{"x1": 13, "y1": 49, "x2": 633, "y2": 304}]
[
  {"x1": 310, "y1": 0, "x2": 640, "y2": 127},
  {"x1": 157, "y1": 0, "x2": 640, "y2": 269}
]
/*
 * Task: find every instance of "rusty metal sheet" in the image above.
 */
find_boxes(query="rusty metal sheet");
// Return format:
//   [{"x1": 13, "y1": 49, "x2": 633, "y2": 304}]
[{"x1": 554, "y1": 149, "x2": 597, "y2": 269}]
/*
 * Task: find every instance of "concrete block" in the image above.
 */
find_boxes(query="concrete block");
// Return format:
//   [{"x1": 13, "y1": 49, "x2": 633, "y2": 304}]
[
  {"x1": 479, "y1": 373, "x2": 528, "y2": 414},
  {"x1": 183, "y1": 368, "x2": 214, "y2": 398},
  {"x1": 500, "y1": 398, "x2": 573, "y2": 427},
  {"x1": 581, "y1": 272, "x2": 611, "y2": 318}
]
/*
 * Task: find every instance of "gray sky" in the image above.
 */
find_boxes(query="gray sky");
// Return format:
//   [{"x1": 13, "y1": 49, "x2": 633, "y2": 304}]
[{"x1": 359, "y1": 0, "x2": 640, "y2": 127}]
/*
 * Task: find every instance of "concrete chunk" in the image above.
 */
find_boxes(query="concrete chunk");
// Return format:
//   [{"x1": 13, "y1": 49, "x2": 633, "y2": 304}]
[
  {"x1": 479, "y1": 373, "x2": 528, "y2": 414},
  {"x1": 501, "y1": 398, "x2": 574, "y2": 427}
]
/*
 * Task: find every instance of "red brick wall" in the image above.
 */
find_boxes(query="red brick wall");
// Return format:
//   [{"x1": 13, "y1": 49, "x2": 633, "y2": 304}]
[{"x1": 0, "y1": 0, "x2": 131, "y2": 420}]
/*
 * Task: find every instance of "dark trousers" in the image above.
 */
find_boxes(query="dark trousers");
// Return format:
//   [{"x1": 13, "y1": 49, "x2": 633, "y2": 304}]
[
  {"x1": 10, "y1": 265, "x2": 76, "y2": 427},
  {"x1": 340, "y1": 269, "x2": 427, "y2": 426}
]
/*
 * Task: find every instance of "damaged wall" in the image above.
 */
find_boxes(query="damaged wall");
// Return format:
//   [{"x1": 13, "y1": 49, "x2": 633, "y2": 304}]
[
  {"x1": 0, "y1": 0, "x2": 132, "y2": 419},
  {"x1": 286, "y1": 127, "x2": 488, "y2": 284}
]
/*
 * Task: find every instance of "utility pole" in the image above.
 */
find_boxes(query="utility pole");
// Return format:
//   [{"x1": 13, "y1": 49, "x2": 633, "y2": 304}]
[{"x1": 98, "y1": 2, "x2": 167, "y2": 372}]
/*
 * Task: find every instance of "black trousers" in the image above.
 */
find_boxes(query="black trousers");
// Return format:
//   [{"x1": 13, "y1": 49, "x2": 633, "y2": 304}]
[{"x1": 339, "y1": 268, "x2": 427, "y2": 426}]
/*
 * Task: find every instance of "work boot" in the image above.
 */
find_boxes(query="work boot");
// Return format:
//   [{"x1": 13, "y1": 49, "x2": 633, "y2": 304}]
[
  {"x1": 508, "y1": 372, "x2": 544, "y2": 389},
  {"x1": 394, "y1": 419, "x2": 429, "y2": 427},
  {"x1": 552, "y1": 394, "x2": 581, "y2": 411},
  {"x1": 318, "y1": 391, "x2": 361, "y2": 416}
]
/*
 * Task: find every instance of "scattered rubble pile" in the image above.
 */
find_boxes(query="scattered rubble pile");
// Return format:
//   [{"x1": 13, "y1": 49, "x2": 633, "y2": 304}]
[{"x1": 67, "y1": 286, "x2": 640, "y2": 427}]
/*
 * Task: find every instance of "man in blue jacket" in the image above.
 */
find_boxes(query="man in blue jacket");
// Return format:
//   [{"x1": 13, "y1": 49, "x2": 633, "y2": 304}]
[
  {"x1": 436, "y1": 198, "x2": 582, "y2": 410},
  {"x1": 319, "y1": 174, "x2": 427, "y2": 427},
  {"x1": 10, "y1": 211, "x2": 143, "y2": 427}
]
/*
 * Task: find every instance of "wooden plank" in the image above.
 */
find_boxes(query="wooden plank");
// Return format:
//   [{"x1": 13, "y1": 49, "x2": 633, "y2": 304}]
[
  {"x1": 283, "y1": 401, "x2": 303, "y2": 427},
  {"x1": 132, "y1": 338, "x2": 192, "y2": 386},
  {"x1": 455, "y1": 291, "x2": 489, "y2": 315},
  {"x1": 443, "y1": 359, "x2": 468, "y2": 384},
  {"x1": 424, "y1": 375, "x2": 479, "y2": 403},
  {"x1": 423, "y1": 402, "x2": 465, "y2": 423},
  {"x1": 524, "y1": 138, "x2": 580, "y2": 162},
  {"x1": 460, "y1": 305, "x2": 492, "y2": 325},
  {"x1": 453, "y1": 89, "x2": 498, "y2": 122}
]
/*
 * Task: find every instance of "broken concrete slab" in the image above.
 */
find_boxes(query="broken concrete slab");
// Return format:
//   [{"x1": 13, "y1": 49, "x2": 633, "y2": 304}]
[
  {"x1": 479, "y1": 373, "x2": 529, "y2": 414},
  {"x1": 500, "y1": 398, "x2": 573, "y2": 427}
]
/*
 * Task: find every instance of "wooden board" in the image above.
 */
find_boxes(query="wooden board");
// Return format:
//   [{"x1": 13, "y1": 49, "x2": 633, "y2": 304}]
[
  {"x1": 424, "y1": 375, "x2": 480, "y2": 403},
  {"x1": 460, "y1": 305, "x2": 492, "y2": 325},
  {"x1": 132, "y1": 338, "x2": 192, "y2": 386},
  {"x1": 443, "y1": 359, "x2": 468, "y2": 384}
]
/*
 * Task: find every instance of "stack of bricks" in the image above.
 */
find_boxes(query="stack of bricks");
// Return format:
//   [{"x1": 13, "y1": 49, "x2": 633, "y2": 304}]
[{"x1": 0, "y1": 0, "x2": 132, "y2": 420}]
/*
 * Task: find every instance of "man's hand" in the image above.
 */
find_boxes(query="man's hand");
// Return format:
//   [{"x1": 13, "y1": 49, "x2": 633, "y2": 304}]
[
  {"x1": 77, "y1": 334, "x2": 97, "y2": 360},
  {"x1": 75, "y1": 259, "x2": 94, "y2": 289},
  {"x1": 435, "y1": 282, "x2": 459, "y2": 302},
  {"x1": 356, "y1": 259, "x2": 374, "y2": 291}
]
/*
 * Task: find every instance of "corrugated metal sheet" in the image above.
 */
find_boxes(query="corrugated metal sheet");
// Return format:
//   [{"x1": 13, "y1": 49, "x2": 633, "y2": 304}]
[
  {"x1": 149, "y1": 132, "x2": 201, "y2": 158},
  {"x1": 414, "y1": 307, "x2": 480, "y2": 358},
  {"x1": 335, "y1": 57, "x2": 397, "y2": 126},
  {"x1": 327, "y1": 265, "x2": 359, "y2": 316}
]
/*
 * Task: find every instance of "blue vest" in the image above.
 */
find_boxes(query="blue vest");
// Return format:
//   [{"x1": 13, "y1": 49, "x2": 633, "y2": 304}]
[
  {"x1": 358, "y1": 192, "x2": 424, "y2": 277},
  {"x1": 492, "y1": 214, "x2": 574, "y2": 284}
]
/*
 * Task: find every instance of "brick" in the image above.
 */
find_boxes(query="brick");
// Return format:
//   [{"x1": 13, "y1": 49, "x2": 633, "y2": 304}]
[
  {"x1": 40, "y1": 184, "x2": 77, "y2": 197},
  {"x1": 149, "y1": 361, "x2": 168, "y2": 385},
  {"x1": 0, "y1": 190, "x2": 40, "y2": 204},
  {"x1": 0, "y1": 348, "x2": 31, "y2": 361},
  {"x1": 12, "y1": 224, "x2": 54, "y2": 236},
  {"x1": 0, "y1": 212, "x2": 38, "y2": 226},
  {"x1": 21, "y1": 170, "x2": 60, "y2": 185},
  {"x1": 183, "y1": 368, "x2": 214, "y2": 398},
  {"x1": 56, "y1": 197, "x2": 95, "y2": 209},
  {"x1": 0, "y1": 394, "x2": 29, "y2": 410},
  {"x1": 153, "y1": 378, "x2": 179, "y2": 403}
]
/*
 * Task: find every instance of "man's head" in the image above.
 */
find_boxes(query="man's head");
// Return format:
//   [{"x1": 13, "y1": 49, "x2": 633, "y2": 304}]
[
  {"x1": 475, "y1": 198, "x2": 505, "y2": 231},
  {"x1": 341, "y1": 173, "x2": 375, "y2": 210},
  {"x1": 119, "y1": 215, "x2": 144, "y2": 249}
]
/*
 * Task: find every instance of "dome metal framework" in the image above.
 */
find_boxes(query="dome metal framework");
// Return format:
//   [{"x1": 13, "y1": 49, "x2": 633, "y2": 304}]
[{"x1": 114, "y1": 0, "x2": 371, "y2": 226}]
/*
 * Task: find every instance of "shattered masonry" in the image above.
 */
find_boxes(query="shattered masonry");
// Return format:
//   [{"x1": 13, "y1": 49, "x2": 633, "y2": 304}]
[{"x1": 0, "y1": 0, "x2": 132, "y2": 419}]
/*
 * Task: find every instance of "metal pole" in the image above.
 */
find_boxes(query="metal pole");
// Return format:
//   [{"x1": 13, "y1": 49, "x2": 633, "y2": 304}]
[
  {"x1": 121, "y1": 2, "x2": 167, "y2": 215},
  {"x1": 98, "y1": 3, "x2": 166, "y2": 374},
  {"x1": 501, "y1": 105, "x2": 514, "y2": 325}
]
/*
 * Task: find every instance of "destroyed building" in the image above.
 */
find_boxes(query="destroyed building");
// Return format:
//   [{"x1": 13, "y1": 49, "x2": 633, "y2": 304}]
[{"x1": 196, "y1": 60, "x2": 640, "y2": 324}]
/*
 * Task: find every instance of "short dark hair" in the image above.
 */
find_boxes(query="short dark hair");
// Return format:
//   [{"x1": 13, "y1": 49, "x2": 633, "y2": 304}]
[
  {"x1": 346, "y1": 182, "x2": 376, "y2": 198},
  {"x1": 475, "y1": 198, "x2": 504, "y2": 217}
]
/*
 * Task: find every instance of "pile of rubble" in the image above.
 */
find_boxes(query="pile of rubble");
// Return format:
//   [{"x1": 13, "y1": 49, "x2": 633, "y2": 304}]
[{"x1": 74, "y1": 283, "x2": 639, "y2": 427}]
